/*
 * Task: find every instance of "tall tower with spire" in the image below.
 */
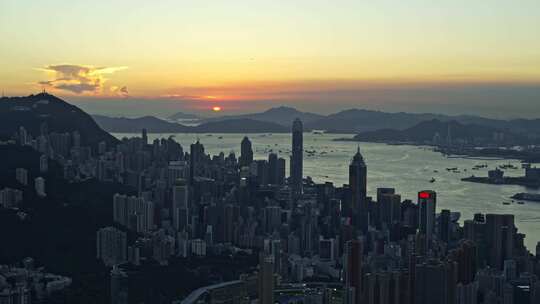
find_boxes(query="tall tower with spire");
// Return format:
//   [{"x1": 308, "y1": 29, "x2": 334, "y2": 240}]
[
  {"x1": 189, "y1": 139, "x2": 205, "y2": 185},
  {"x1": 290, "y1": 118, "x2": 303, "y2": 196},
  {"x1": 239, "y1": 136, "x2": 253, "y2": 167},
  {"x1": 349, "y1": 146, "x2": 367, "y2": 231}
]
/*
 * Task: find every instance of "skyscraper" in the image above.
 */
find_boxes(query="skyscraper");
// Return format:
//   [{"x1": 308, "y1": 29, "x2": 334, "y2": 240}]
[
  {"x1": 290, "y1": 118, "x2": 303, "y2": 196},
  {"x1": 141, "y1": 128, "x2": 148, "y2": 145},
  {"x1": 15, "y1": 168, "x2": 28, "y2": 186},
  {"x1": 414, "y1": 259, "x2": 457, "y2": 304},
  {"x1": 485, "y1": 214, "x2": 515, "y2": 269},
  {"x1": 18, "y1": 126, "x2": 27, "y2": 146},
  {"x1": 258, "y1": 253, "x2": 275, "y2": 304},
  {"x1": 379, "y1": 192, "x2": 401, "y2": 229},
  {"x1": 96, "y1": 227, "x2": 127, "y2": 267},
  {"x1": 448, "y1": 240, "x2": 477, "y2": 285},
  {"x1": 349, "y1": 147, "x2": 367, "y2": 230},
  {"x1": 223, "y1": 203, "x2": 235, "y2": 244},
  {"x1": 439, "y1": 209, "x2": 451, "y2": 243},
  {"x1": 110, "y1": 266, "x2": 129, "y2": 304},
  {"x1": 112, "y1": 194, "x2": 154, "y2": 233},
  {"x1": 189, "y1": 140, "x2": 205, "y2": 185},
  {"x1": 239, "y1": 136, "x2": 253, "y2": 167},
  {"x1": 418, "y1": 190, "x2": 437, "y2": 246},
  {"x1": 34, "y1": 177, "x2": 46, "y2": 197},
  {"x1": 268, "y1": 153, "x2": 279, "y2": 184},
  {"x1": 172, "y1": 178, "x2": 189, "y2": 232},
  {"x1": 40, "y1": 154, "x2": 48, "y2": 173},
  {"x1": 344, "y1": 239, "x2": 363, "y2": 304},
  {"x1": 277, "y1": 157, "x2": 286, "y2": 185}
]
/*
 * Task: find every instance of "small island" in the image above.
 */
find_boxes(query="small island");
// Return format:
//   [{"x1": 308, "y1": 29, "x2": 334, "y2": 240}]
[{"x1": 511, "y1": 193, "x2": 540, "y2": 202}]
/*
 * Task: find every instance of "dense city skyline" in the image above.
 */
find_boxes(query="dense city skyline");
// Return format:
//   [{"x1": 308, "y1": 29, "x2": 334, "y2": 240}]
[
  {"x1": 1, "y1": 93, "x2": 540, "y2": 303},
  {"x1": 2, "y1": 1, "x2": 540, "y2": 303}
]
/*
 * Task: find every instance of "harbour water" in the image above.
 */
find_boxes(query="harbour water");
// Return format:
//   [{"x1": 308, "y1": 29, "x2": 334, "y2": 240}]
[{"x1": 114, "y1": 132, "x2": 540, "y2": 250}]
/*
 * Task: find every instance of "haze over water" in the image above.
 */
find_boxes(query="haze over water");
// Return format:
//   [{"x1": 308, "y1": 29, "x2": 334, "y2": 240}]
[{"x1": 114, "y1": 132, "x2": 540, "y2": 250}]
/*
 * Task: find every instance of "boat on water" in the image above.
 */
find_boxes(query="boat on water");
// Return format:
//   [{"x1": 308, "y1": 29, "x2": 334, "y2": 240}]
[
  {"x1": 473, "y1": 164, "x2": 488, "y2": 169},
  {"x1": 499, "y1": 163, "x2": 518, "y2": 170},
  {"x1": 502, "y1": 202, "x2": 511, "y2": 205},
  {"x1": 429, "y1": 178, "x2": 436, "y2": 183},
  {"x1": 511, "y1": 193, "x2": 540, "y2": 202}
]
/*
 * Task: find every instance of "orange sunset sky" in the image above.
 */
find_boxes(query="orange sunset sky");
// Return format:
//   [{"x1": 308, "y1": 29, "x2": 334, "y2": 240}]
[{"x1": 1, "y1": 1, "x2": 539, "y2": 117}]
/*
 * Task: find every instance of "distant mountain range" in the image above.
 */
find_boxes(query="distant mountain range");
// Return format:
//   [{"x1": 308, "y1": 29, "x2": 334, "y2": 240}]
[
  {"x1": 193, "y1": 119, "x2": 288, "y2": 133},
  {"x1": 93, "y1": 115, "x2": 288, "y2": 133},
  {"x1": 94, "y1": 106, "x2": 540, "y2": 137},
  {"x1": 352, "y1": 119, "x2": 523, "y2": 143},
  {"x1": 201, "y1": 106, "x2": 325, "y2": 126},
  {"x1": 94, "y1": 115, "x2": 191, "y2": 133},
  {"x1": 167, "y1": 111, "x2": 200, "y2": 121},
  {"x1": 4, "y1": 94, "x2": 539, "y2": 141},
  {"x1": 306, "y1": 109, "x2": 540, "y2": 135},
  {"x1": 194, "y1": 106, "x2": 540, "y2": 136},
  {"x1": 0, "y1": 93, "x2": 117, "y2": 147}
]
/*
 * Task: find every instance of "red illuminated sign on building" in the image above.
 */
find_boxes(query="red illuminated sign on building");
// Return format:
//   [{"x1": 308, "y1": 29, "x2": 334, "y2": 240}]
[{"x1": 419, "y1": 191, "x2": 431, "y2": 199}]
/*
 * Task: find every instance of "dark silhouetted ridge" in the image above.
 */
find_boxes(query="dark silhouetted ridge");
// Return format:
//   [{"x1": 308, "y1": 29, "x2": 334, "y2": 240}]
[{"x1": 0, "y1": 93, "x2": 117, "y2": 147}]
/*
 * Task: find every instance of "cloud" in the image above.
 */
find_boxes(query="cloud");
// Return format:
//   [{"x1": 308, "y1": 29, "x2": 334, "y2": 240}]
[
  {"x1": 38, "y1": 64, "x2": 127, "y2": 95},
  {"x1": 110, "y1": 85, "x2": 129, "y2": 97},
  {"x1": 159, "y1": 94, "x2": 208, "y2": 99}
]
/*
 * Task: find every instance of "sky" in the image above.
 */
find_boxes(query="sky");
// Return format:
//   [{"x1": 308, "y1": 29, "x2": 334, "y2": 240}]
[{"x1": 1, "y1": 0, "x2": 539, "y2": 118}]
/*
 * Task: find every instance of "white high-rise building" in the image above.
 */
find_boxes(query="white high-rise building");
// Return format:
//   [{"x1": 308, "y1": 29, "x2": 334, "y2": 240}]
[
  {"x1": 34, "y1": 177, "x2": 46, "y2": 197},
  {"x1": 19, "y1": 126, "x2": 27, "y2": 146},
  {"x1": 96, "y1": 227, "x2": 127, "y2": 267},
  {"x1": 15, "y1": 168, "x2": 28, "y2": 186},
  {"x1": 39, "y1": 154, "x2": 48, "y2": 173},
  {"x1": 0, "y1": 188, "x2": 23, "y2": 208}
]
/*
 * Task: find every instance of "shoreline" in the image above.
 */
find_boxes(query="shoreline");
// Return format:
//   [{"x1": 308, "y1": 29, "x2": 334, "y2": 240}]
[
  {"x1": 461, "y1": 176, "x2": 540, "y2": 189},
  {"x1": 334, "y1": 137, "x2": 540, "y2": 162}
]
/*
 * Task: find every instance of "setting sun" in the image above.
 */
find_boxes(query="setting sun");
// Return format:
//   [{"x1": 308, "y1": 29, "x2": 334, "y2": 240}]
[{"x1": 212, "y1": 106, "x2": 222, "y2": 112}]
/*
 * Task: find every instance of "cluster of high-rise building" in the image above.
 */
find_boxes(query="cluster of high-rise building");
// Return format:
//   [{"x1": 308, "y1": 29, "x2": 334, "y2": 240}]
[
  {"x1": 93, "y1": 120, "x2": 540, "y2": 304},
  {"x1": 0, "y1": 258, "x2": 71, "y2": 304},
  {"x1": 96, "y1": 226, "x2": 128, "y2": 267},
  {"x1": 6, "y1": 119, "x2": 540, "y2": 304},
  {"x1": 0, "y1": 187, "x2": 23, "y2": 208},
  {"x1": 0, "y1": 167, "x2": 47, "y2": 208}
]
